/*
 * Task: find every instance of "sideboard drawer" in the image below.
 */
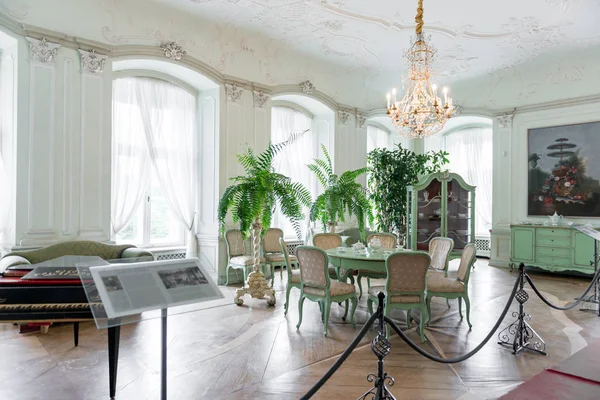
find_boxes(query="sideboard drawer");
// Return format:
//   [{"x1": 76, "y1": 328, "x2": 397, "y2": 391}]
[
  {"x1": 536, "y1": 236, "x2": 571, "y2": 248},
  {"x1": 536, "y1": 246, "x2": 571, "y2": 258},
  {"x1": 536, "y1": 228, "x2": 571, "y2": 238},
  {"x1": 536, "y1": 255, "x2": 571, "y2": 267}
]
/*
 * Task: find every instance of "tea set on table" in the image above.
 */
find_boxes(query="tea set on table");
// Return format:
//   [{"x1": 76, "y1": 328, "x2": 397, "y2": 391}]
[
  {"x1": 337, "y1": 237, "x2": 400, "y2": 257},
  {"x1": 521, "y1": 212, "x2": 577, "y2": 227}
]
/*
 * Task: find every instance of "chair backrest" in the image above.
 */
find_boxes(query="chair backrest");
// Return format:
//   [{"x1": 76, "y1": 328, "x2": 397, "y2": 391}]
[
  {"x1": 296, "y1": 246, "x2": 329, "y2": 289},
  {"x1": 367, "y1": 233, "x2": 397, "y2": 249},
  {"x1": 225, "y1": 229, "x2": 247, "y2": 258},
  {"x1": 313, "y1": 233, "x2": 342, "y2": 250},
  {"x1": 263, "y1": 228, "x2": 283, "y2": 253},
  {"x1": 279, "y1": 237, "x2": 295, "y2": 283},
  {"x1": 429, "y1": 237, "x2": 454, "y2": 271},
  {"x1": 457, "y1": 243, "x2": 477, "y2": 283},
  {"x1": 385, "y1": 251, "x2": 430, "y2": 295}
]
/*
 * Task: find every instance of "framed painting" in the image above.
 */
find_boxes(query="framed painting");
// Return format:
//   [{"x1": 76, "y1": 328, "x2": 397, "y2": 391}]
[{"x1": 528, "y1": 121, "x2": 600, "y2": 217}]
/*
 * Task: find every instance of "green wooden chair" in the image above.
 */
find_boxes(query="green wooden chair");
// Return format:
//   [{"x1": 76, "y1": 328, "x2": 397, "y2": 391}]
[
  {"x1": 357, "y1": 232, "x2": 397, "y2": 298},
  {"x1": 295, "y1": 246, "x2": 358, "y2": 337},
  {"x1": 367, "y1": 251, "x2": 430, "y2": 342},
  {"x1": 281, "y1": 237, "x2": 301, "y2": 315},
  {"x1": 224, "y1": 229, "x2": 266, "y2": 285},
  {"x1": 263, "y1": 228, "x2": 297, "y2": 285},
  {"x1": 312, "y1": 233, "x2": 343, "y2": 280},
  {"x1": 426, "y1": 243, "x2": 477, "y2": 328}
]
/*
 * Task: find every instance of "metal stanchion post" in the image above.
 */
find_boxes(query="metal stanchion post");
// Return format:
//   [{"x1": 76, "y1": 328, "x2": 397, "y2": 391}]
[
  {"x1": 497, "y1": 263, "x2": 547, "y2": 356},
  {"x1": 579, "y1": 240, "x2": 600, "y2": 314}
]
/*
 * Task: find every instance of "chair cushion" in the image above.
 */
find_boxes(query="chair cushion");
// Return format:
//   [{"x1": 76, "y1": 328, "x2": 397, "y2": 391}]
[
  {"x1": 304, "y1": 281, "x2": 356, "y2": 297},
  {"x1": 368, "y1": 286, "x2": 421, "y2": 304},
  {"x1": 427, "y1": 275, "x2": 465, "y2": 293},
  {"x1": 290, "y1": 269, "x2": 301, "y2": 283},
  {"x1": 427, "y1": 270, "x2": 445, "y2": 277},
  {"x1": 230, "y1": 255, "x2": 266, "y2": 266},
  {"x1": 265, "y1": 253, "x2": 297, "y2": 262}
]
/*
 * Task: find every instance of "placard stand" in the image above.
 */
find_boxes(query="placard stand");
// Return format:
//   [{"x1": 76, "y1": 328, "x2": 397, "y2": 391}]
[
  {"x1": 574, "y1": 225, "x2": 600, "y2": 316},
  {"x1": 76, "y1": 258, "x2": 223, "y2": 400}
]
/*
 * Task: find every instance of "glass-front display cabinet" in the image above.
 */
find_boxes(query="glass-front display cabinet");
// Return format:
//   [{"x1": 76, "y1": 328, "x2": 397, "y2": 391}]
[{"x1": 407, "y1": 171, "x2": 476, "y2": 259}]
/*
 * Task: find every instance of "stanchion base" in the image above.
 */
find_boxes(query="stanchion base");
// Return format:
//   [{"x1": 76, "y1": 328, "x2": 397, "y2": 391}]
[
  {"x1": 498, "y1": 313, "x2": 547, "y2": 356},
  {"x1": 357, "y1": 375, "x2": 397, "y2": 400},
  {"x1": 579, "y1": 295, "x2": 599, "y2": 312}
]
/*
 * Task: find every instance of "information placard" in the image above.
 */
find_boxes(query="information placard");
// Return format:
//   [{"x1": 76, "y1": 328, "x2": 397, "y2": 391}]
[
  {"x1": 573, "y1": 225, "x2": 600, "y2": 242},
  {"x1": 77, "y1": 258, "x2": 223, "y2": 324}
]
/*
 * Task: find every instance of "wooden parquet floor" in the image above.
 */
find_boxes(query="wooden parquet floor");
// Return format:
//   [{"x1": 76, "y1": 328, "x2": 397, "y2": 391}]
[{"x1": 1, "y1": 259, "x2": 599, "y2": 400}]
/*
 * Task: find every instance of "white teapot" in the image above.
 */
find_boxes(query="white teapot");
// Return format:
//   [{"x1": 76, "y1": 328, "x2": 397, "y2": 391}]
[
  {"x1": 548, "y1": 212, "x2": 563, "y2": 227},
  {"x1": 352, "y1": 242, "x2": 366, "y2": 253}
]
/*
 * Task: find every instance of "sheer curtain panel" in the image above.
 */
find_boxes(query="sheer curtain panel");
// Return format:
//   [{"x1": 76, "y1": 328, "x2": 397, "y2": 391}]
[
  {"x1": 271, "y1": 106, "x2": 312, "y2": 239},
  {"x1": 111, "y1": 79, "x2": 151, "y2": 237},
  {"x1": 134, "y1": 78, "x2": 197, "y2": 257}
]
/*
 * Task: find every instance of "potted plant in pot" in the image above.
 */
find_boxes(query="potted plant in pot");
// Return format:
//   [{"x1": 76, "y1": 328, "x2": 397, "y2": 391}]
[
  {"x1": 218, "y1": 131, "x2": 311, "y2": 306},
  {"x1": 308, "y1": 145, "x2": 373, "y2": 240},
  {"x1": 367, "y1": 144, "x2": 448, "y2": 245}
]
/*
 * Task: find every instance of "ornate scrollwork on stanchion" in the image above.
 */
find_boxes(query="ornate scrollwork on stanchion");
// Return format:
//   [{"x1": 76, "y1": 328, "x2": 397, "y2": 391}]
[
  {"x1": 497, "y1": 263, "x2": 547, "y2": 356},
  {"x1": 357, "y1": 292, "x2": 397, "y2": 400}
]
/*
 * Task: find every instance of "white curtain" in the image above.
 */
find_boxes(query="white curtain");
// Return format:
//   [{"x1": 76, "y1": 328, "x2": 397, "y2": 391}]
[
  {"x1": 444, "y1": 127, "x2": 493, "y2": 236},
  {"x1": 367, "y1": 125, "x2": 391, "y2": 153},
  {"x1": 111, "y1": 79, "x2": 151, "y2": 237},
  {"x1": 272, "y1": 106, "x2": 312, "y2": 239},
  {"x1": 112, "y1": 77, "x2": 197, "y2": 257},
  {"x1": 134, "y1": 78, "x2": 197, "y2": 257}
]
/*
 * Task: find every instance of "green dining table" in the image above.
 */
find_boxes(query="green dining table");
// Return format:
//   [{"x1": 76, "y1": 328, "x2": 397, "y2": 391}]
[{"x1": 325, "y1": 248, "x2": 403, "y2": 282}]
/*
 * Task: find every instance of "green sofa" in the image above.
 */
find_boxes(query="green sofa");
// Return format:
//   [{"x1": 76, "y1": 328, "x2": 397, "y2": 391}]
[{"x1": 0, "y1": 241, "x2": 154, "y2": 273}]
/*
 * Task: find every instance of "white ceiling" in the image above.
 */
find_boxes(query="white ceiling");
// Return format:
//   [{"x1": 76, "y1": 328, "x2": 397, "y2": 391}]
[
  {"x1": 150, "y1": 0, "x2": 600, "y2": 81},
  {"x1": 3, "y1": 0, "x2": 600, "y2": 109}
]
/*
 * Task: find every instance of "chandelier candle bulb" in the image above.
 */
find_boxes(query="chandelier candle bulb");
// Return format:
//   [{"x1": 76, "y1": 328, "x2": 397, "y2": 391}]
[{"x1": 386, "y1": 93, "x2": 391, "y2": 109}]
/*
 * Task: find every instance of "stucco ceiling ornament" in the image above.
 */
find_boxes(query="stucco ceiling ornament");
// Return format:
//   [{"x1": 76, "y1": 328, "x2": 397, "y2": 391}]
[
  {"x1": 356, "y1": 113, "x2": 367, "y2": 128},
  {"x1": 161, "y1": 41, "x2": 187, "y2": 60},
  {"x1": 338, "y1": 110, "x2": 351, "y2": 125},
  {"x1": 496, "y1": 113, "x2": 514, "y2": 128},
  {"x1": 299, "y1": 80, "x2": 316, "y2": 95},
  {"x1": 78, "y1": 49, "x2": 107, "y2": 74},
  {"x1": 225, "y1": 83, "x2": 244, "y2": 102},
  {"x1": 453, "y1": 104, "x2": 463, "y2": 116},
  {"x1": 26, "y1": 37, "x2": 61, "y2": 64}
]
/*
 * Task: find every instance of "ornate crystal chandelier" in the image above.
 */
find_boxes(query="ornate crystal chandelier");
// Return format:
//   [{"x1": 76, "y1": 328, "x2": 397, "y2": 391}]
[{"x1": 386, "y1": 0, "x2": 455, "y2": 138}]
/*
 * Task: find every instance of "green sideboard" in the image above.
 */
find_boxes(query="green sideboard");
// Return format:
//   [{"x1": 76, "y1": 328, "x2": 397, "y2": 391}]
[{"x1": 510, "y1": 225, "x2": 595, "y2": 274}]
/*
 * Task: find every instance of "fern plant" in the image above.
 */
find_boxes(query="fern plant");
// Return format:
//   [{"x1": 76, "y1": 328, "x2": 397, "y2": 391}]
[
  {"x1": 308, "y1": 145, "x2": 373, "y2": 238},
  {"x1": 218, "y1": 131, "x2": 312, "y2": 274}
]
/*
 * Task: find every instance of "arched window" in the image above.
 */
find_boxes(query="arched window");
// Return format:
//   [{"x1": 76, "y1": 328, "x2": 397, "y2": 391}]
[{"x1": 112, "y1": 77, "x2": 196, "y2": 247}]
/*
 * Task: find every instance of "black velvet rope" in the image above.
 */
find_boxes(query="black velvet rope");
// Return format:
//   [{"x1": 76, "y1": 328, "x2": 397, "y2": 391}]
[
  {"x1": 525, "y1": 266, "x2": 600, "y2": 311},
  {"x1": 299, "y1": 311, "x2": 379, "y2": 400},
  {"x1": 384, "y1": 274, "x2": 520, "y2": 364}
]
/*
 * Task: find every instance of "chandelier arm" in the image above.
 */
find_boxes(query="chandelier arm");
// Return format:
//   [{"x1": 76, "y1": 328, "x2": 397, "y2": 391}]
[{"x1": 415, "y1": 0, "x2": 424, "y2": 34}]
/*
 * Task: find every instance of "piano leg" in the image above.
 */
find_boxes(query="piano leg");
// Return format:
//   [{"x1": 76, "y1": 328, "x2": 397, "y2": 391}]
[
  {"x1": 73, "y1": 322, "x2": 79, "y2": 347},
  {"x1": 108, "y1": 325, "x2": 121, "y2": 399}
]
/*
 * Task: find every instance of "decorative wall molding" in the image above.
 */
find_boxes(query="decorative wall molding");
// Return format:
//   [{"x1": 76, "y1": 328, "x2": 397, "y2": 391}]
[
  {"x1": 160, "y1": 41, "x2": 186, "y2": 60},
  {"x1": 78, "y1": 49, "x2": 107, "y2": 74},
  {"x1": 356, "y1": 113, "x2": 366, "y2": 128},
  {"x1": 338, "y1": 109, "x2": 350, "y2": 125},
  {"x1": 225, "y1": 83, "x2": 243, "y2": 102},
  {"x1": 253, "y1": 90, "x2": 269, "y2": 108},
  {"x1": 299, "y1": 80, "x2": 315, "y2": 95},
  {"x1": 26, "y1": 37, "x2": 61, "y2": 63},
  {"x1": 496, "y1": 113, "x2": 514, "y2": 128}
]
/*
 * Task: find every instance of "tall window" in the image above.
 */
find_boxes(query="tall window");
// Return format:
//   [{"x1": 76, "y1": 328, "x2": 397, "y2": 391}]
[
  {"x1": 271, "y1": 106, "x2": 313, "y2": 239},
  {"x1": 367, "y1": 125, "x2": 391, "y2": 154},
  {"x1": 425, "y1": 126, "x2": 493, "y2": 237},
  {"x1": 112, "y1": 77, "x2": 196, "y2": 249}
]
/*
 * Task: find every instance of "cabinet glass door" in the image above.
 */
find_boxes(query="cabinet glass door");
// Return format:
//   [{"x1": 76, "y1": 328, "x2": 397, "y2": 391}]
[
  {"x1": 415, "y1": 178, "x2": 443, "y2": 251},
  {"x1": 446, "y1": 178, "x2": 471, "y2": 251}
]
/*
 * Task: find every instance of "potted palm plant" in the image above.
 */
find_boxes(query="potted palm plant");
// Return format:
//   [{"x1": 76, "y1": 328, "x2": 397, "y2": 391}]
[
  {"x1": 218, "y1": 131, "x2": 311, "y2": 306},
  {"x1": 308, "y1": 145, "x2": 373, "y2": 239}
]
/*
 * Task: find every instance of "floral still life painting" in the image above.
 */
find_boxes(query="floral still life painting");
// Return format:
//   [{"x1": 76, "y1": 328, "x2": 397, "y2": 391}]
[{"x1": 528, "y1": 121, "x2": 600, "y2": 217}]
